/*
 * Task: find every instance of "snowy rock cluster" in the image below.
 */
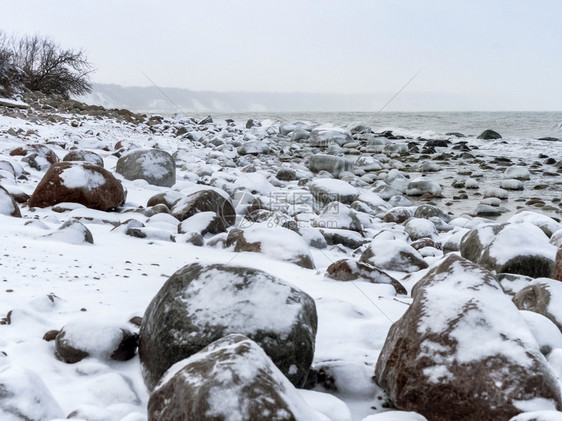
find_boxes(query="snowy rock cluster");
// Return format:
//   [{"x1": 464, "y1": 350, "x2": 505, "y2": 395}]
[{"x1": 0, "y1": 96, "x2": 562, "y2": 420}]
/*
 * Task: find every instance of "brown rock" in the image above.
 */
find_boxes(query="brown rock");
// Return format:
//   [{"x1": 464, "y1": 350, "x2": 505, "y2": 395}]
[
  {"x1": 325, "y1": 259, "x2": 407, "y2": 294},
  {"x1": 28, "y1": 162, "x2": 124, "y2": 211},
  {"x1": 375, "y1": 254, "x2": 562, "y2": 421},
  {"x1": 9, "y1": 144, "x2": 59, "y2": 164}
]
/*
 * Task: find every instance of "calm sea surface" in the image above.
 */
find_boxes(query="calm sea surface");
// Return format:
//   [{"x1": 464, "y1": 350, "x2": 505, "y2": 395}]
[{"x1": 184, "y1": 111, "x2": 562, "y2": 139}]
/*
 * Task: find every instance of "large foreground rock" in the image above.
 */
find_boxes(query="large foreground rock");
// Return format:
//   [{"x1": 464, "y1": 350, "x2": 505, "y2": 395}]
[
  {"x1": 28, "y1": 161, "x2": 125, "y2": 211},
  {"x1": 139, "y1": 263, "x2": 317, "y2": 390},
  {"x1": 148, "y1": 334, "x2": 322, "y2": 421},
  {"x1": 375, "y1": 254, "x2": 562, "y2": 421},
  {"x1": 116, "y1": 149, "x2": 176, "y2": 187}
]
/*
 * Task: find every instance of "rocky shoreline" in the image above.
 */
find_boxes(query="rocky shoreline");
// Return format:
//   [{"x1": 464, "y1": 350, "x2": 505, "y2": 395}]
[{"x1": 0, "y1": 94, "x2": 562, "y2": 420}]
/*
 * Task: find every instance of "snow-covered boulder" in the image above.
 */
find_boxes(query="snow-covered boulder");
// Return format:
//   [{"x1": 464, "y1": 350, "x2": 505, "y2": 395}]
[
  {"x1": 0, "y1": 185, "x2": 21, "y2": 217},
  {"x1": 513, "y1": 278, "x2": 562, "y2": 334},
  {"x1": 148, "y1": 334, "x2": 323, "y2": 421},
  {"x1": 360, "y1": 238, "x2": 428, "y2": 273},
  {"x1": 312, "y1": 202, "x2": 363, "y2": 232},
  {"x1": 46, "y1": 219, "x2": 94, "y2": 245},
  {"x1": 55, "y1": 319, "x2": 138, "y2": 363},
  {"x1": 504, "y1": 165, "x2": 531, "y2": 180},
  {"x1": 139, "y1": 263, "x2": 317, "y2": 390},
  {"x1": 28, "y1": 161, "x2": 125, "y2": 211},
  {"x1": 308, "y1": 154, "x2": 354, "y2": 177},
  {"x1": 309, "y1": 127, "x2": 353, "y2": 147},
  {"x1": 508, "y1": 211, "x2": 562, "y2": 238},
  {"x1": 405, "y1": 178, "x2": 442, "y2": 197},
  {"x1": 116, "y1": 149, "x2": 176, "y2": 187},
  {"x1": 237, "y1": 140, "x2": 269, "y2": 155},
  {"x1": 404, "y1": 218, "x2": 438, "y2": 241},
  {"x1": 226, "y1": 223, "x2": 315, "y2": 269},
  {"x1": 460, "y1": 222, "x2": 556, "y2": 278},
  {"x1": 177, "y1": 211, "x2": 227, "y2": 236},
  {"x1": 0, "y1": 366, "x2": 64, "y2": 420},
  {"x1": 375, "y1": 254, "x2": 562, "y2": 421},
  {"x1": 520, "y1": 310, "x2": 562, "y2": 355},
  {"x1": 309, "y1": 178, "x2": 358, "y2": 205},
  {"x1": 324, "y1": 259, "x2": 406, "y2": 294},
  {"x1": 10, "y1": 143, "x2": 59, "y2": 170},
  {"x1": 62, "y1": 150, "x2": 104, "y2": 167},
  {"x1": 501, "y1": 179, "x2": 525, "y2": 190},
  {"x1": 171, "y1": 188, "x2": 235, "y2": 226}
]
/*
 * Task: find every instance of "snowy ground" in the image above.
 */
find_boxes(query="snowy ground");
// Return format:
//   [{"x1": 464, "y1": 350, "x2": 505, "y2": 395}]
[{"x1": 0, "y1": 100, "x2": 561, "y2": 421}]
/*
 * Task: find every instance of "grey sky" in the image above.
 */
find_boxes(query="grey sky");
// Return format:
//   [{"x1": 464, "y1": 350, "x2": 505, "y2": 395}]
[{"x1": 1, "y1": 0, "x2": 561, "y2": 110}]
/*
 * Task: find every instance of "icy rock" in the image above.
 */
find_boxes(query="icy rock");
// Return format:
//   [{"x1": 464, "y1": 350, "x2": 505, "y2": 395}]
[
  {"x1": 373, "y1": 184, "x2": 400, "y2": 200},
  {"x1": 310, "y1": 127, "x2": 353, "y2": 147},
  {"x1": 324, "y1": 259, "x2": 406, "y2": 294},
  {"x1": 375, "y1": 254, "x2": 562, "y2": 421},
  {"x1": 308, "y1": 154, "x2": 354, "y2": 177},
  {"x1": 28, "y1": 161, "x2": 125, "y2": 211},
  {"x1": 238, "y1": 140, "x2": 269, "y2": 155},
  {"x1": 483, "y1": 187, "x2": 509, "y2": 199},
  {"x1": 63, "y1": 150, "x2": 104, "y2": 167},
  {"x1": 405, "y1": 178, "x2": 442, "y2": 197},
  {"x1": 226, "y1": 223, "x2": 315, "y2": 269},
  {"x1": 46, "y1": 219, "x2": 94, "y2": 245},
  {"x1": 513, "y1": 278, "x2": 562, "y2": 334},
  {"x1": 291, "y1": 128, "x2": 311, "y2": 142},
  {"x1": 171, "y1": 188, "x2": 235, "y2": 226},
  {"x1": 404, "y1": 218, "x2": 438, "y2": 241},
  {"x1": 148, "y1": 334, "x2": 322, "y2": 421},
  {"x1": 139, "y1": 263, "x2": 317, "y2": 390},
  {"x1": 309, "y1": 178, "x2": 358, "y2": 205},
  {"x1": 501, "y1": 179, "x2": 525, "y2": 190},
  {"x1": 0, "y1": 366, "x2": 64, "y2": 420},
  {"x1": 116, "y1": 149, "x2": 176, "y2": 187},
  {"x1": 504, "y1": 166, "x2": 531, "y2": 180},
  {"x1": 55, "y1": 319, "x2": 138, "y2": 363},
  {"x1": 477, "y1": 129, "x2": 502, "y2": 139},
  {"x1": 177, "y1": 211, "x2": 227, "y2": 236},
  {"x1": 360, "y1": 238, "x2": 428, "y2": 273},
  {"x1": 276, "y1": 167, "x2": 298, "y2": 181},
  {"x1": 0, "y1": 185, "x2": 21, "y2": 217}
]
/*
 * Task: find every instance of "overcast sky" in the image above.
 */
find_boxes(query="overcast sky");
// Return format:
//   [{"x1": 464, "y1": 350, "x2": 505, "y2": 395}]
[{"x1": 1, "y1": 0, "x2": 561, "y2": 110}]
